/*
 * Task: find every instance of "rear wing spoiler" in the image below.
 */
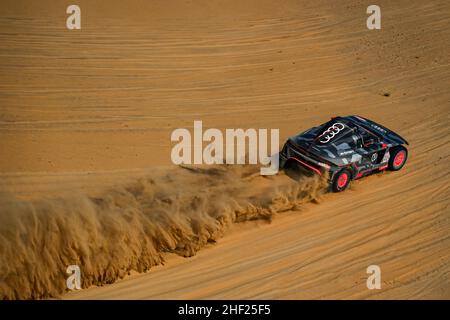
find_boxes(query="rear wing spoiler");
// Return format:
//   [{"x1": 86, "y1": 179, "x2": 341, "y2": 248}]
[{"x1": 349, "y1": 115, "x2": 409, "y2": 146}]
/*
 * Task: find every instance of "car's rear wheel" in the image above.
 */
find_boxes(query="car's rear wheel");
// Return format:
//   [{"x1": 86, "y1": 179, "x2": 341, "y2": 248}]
[
  {"x1": 332, "y1": 169, "x2": 351, "y2": 192},
  {"x1": 388, "y1": 146, "x2": 408, "y2": 171}
]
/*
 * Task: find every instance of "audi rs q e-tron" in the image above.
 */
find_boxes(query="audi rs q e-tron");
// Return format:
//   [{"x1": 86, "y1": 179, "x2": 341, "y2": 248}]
[{"x1": 279, "y1": 115, "x2": 409, "y2": 192}]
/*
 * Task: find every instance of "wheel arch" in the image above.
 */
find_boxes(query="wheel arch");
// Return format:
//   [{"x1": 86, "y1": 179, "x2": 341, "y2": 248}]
[{"x1": 330, "y1": 165, "x2": 356, "y2": 181}]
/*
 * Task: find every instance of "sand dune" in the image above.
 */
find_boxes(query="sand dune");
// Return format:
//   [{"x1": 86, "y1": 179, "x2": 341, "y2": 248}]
[{"x1": 0, "y1": 0, "x2": 449, "y2": 299}]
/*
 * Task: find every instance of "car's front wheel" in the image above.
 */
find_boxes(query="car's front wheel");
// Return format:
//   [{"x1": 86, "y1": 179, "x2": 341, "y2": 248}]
[
  {"x1": 332, "y1": 169, "x2": 351, "y2": 192},
  {"x1": 388, "y1": 146, "x2": 408, "y2": 171}
]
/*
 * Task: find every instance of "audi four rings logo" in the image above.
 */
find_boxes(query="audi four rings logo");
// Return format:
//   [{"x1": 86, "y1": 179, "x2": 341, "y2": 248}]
[
  {"x1": 371, "y1": 153, "x2": 378, "y2": 162},
  {"x1": 319, "y1": 123, "x2": 346, "y2": 143}
]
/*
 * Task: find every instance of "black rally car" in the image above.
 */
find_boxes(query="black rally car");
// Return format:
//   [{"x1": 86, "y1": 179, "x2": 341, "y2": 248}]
[{"x1": 279, "y1": 115, "x2": 409, "y2": 192}]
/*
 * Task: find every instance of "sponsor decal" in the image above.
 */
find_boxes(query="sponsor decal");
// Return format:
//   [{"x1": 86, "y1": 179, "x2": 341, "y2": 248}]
[
  {"x1": 319, "y1": 123, "x2": 346, "y2": 144},
  {"x1": 370, "y1": 124, "x2": 387, "y2": 133},
  {"x1": 339, "y1": 150, "x2": 354, "y2": 156}
]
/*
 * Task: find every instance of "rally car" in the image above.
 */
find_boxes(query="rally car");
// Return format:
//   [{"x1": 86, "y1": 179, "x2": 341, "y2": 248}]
[{"x1": 279, "y1": 115, "x2": 409, "y2": 192}]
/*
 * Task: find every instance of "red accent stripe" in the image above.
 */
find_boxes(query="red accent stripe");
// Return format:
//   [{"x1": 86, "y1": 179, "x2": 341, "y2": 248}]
[
  {"x1": 379, "y1": 165, "x2": 388, "y2": 171},
  {"x1": 288, "y1": 157, "x2": 322, "y2": 175}
]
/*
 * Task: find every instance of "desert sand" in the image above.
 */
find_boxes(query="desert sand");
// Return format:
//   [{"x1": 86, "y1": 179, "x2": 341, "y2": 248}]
[{"x1": 0, "y1": 0, "x2": 449, "y2": 299}]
